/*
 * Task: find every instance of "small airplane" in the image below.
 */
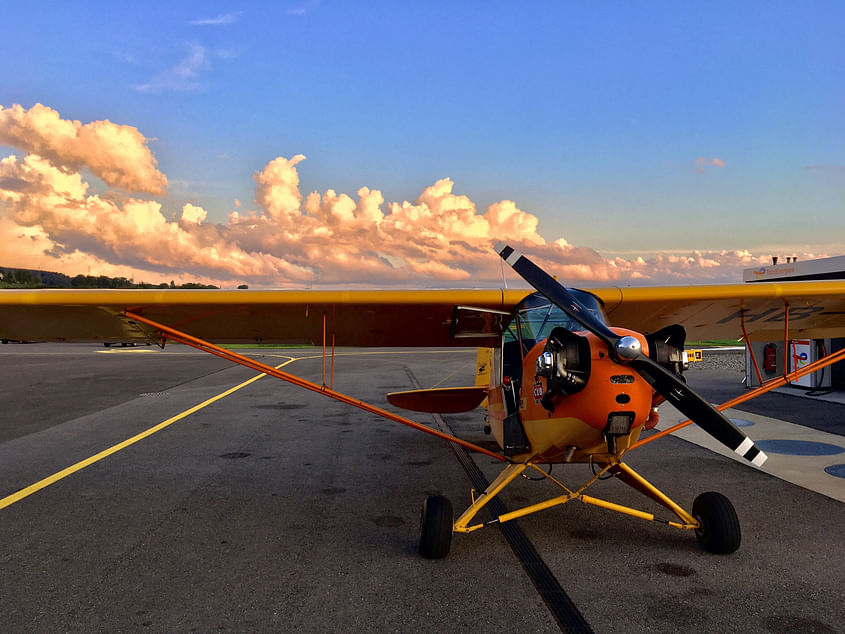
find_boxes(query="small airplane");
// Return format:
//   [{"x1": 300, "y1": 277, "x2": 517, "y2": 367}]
[
  {"x1": 392, "y1": 244, "x2": 769, "y2": 558},
  {"x1": 1, "y1": 244, "x2": 844, "y2": 559}
]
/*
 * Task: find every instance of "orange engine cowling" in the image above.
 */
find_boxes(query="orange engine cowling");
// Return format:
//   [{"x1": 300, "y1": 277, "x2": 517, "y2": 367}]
[{"x1": 522, "y1": 328, "x2": 653, "y2": 443}]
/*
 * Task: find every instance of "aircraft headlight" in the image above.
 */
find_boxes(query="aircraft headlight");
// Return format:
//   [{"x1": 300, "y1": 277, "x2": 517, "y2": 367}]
[
  {"x1": 605, "y1": 412, "x2": 634, "y2": 436},
  {"x1": 603, "y1": 412, "x2": 635, "y2": 454}
]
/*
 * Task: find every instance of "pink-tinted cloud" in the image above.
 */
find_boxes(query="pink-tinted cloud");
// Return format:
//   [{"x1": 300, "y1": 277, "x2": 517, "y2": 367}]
[
  {"x1": 695, "y1": 157, "x2": 726, "y2": 173},
  {"x1": 0, "y1": 103, "x2": 167, "y2": 195},
  {"x1": 0, "y1": 153, "x2": 312, "y2": 283},
  {"x1": 181, "y1": 203, "x2": 207, "y2": 224},
  {"x1": 0, "y1": 104, "x2": 790, "y2": 288}
]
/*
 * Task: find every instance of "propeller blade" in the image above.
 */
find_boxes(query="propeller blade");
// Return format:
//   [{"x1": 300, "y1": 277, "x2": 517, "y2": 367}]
[
  {"x1": 494, "y1": 242, "x2": 768, "y2": 467},
  {"x1": 494, "y1": 243, "x2": 617, "y2": 345},
  {"x1": 630, "y1": 356, "x2": 767, "y2": 466}
]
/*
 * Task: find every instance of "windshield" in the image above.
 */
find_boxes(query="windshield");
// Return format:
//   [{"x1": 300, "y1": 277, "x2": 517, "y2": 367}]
[{"x1": 504, "y1": 290, "x2": 607, "y2": 346}]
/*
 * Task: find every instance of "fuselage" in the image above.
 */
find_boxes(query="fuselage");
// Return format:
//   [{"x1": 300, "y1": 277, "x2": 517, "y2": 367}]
[{"x1": 486, "y1": 292, "x2": 656, "y2": 463}]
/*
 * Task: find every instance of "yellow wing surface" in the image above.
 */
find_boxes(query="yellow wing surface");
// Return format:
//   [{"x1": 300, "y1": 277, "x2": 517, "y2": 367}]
[
  {"x1": 0, "y1": 288, "x2": 524, "y2": 347},
  {"x1": 600, "y1": 281, "x2": 845, "y2": 342},
  {"x1": 0, "y1": 281, "x2": 844, "y2": 345}
]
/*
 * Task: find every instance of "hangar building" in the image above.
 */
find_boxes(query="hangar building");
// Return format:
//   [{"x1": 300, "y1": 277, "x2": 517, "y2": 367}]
[{"x1": 742, "y1": 255, "x2": 845, "y2": 394}]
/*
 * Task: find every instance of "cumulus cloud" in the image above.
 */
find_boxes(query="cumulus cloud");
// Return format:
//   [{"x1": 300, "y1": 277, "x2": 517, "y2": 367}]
[
  {"x1": 0, "y1": 103, "x2": 167, "y2": 195},
  {"x1": 0, "y1": 153, "x2": 312, "y2": 283},
  {"x1": 254, "y1": 155, "x2": 306, "y2": 224},
  {"x1": 1, "y1": 104, "x2": 784, "y2": 287},
  {"x1": 181, "y1": 203, "x2": 207, "y2": 224}
]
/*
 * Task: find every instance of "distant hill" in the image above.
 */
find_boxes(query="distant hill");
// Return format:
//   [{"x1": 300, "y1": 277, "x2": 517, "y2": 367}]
[{"x1": 0, "y1": 267, "x2": 219, "y2": 289}]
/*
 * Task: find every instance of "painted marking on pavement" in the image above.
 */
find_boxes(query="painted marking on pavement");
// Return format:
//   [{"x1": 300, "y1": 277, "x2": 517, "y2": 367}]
[
  {"x1": 0, "y1": 358, "x2": 296, "y2": 510},
  {"x1": 729, "y1": 418, "x2": 755, "y2": 428},
  {"x1": 755, "y1": 439, "x2": 845, "y2": 457},
  {"x1": 2, "y1": 348, "x2": 479, "y2": 510},
  {"x1": 823, "y1": 464, "x2": 845, "y2": 479},
  {"x1": 97, "y1": 348, "x2": 157, "y2": 354}
]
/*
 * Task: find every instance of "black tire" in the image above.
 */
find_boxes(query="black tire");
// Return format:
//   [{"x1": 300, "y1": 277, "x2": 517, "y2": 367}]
[
  {"x1": 418, "y1": 495, "x2": 453, "y2": 559},
  {"x1": 693, "y1": 491, "x2": 741, "y2": 554}
]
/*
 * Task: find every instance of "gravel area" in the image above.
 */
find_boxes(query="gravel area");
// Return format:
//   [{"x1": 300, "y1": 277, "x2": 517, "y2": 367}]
[{"x1": 687, "y1": 349, "x2": 746, "y2": 374}]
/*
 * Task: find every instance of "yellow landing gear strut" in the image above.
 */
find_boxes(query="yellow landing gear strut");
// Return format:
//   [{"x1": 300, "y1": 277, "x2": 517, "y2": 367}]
[
  {"x1": 423, "y1": 457, "x2": 741, "y2": 558},
  {"x1": 455, "y1": 458, "x2": 698, "y2": 534}
]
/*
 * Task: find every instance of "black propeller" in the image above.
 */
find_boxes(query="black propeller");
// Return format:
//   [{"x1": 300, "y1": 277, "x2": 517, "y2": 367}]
[{"x1": 495, "y1": 242, "x2": 767, "y2": 467}]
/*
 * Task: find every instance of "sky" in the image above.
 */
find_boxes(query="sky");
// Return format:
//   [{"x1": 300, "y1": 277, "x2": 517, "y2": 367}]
[{"x1": 1, "y1": 1, "x2": 843, "y2": 288}]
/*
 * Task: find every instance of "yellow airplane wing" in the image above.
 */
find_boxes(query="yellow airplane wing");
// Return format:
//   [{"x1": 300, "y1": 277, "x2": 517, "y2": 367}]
[
  {"x1": 591, "y1": 281, "x2": 845, "y2": 342},
  {"x1": 0, "y1": 288, "x2": 529, "y2": 347},
  {"x1": 1, "y1": 281, "x2": 844, "y2": 346}
]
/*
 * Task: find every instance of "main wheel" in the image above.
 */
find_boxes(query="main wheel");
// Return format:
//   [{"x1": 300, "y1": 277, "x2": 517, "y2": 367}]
[
  {"x1": 692, "y1": 492, "x2": 741, "y2": 554},
  {"x1": 418, "y1": 495, "x2": 453, "y2": 559}
]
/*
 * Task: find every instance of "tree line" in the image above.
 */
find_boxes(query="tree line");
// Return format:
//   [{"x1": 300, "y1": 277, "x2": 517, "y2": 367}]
[{"x1": 0, "y1": 267, "x2": 219, "y2": 289}]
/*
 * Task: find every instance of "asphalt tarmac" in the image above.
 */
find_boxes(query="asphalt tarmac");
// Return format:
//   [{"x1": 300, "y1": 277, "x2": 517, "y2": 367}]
[{"x1": 1, "y1": 344, "x2": 843, "y2": 632}]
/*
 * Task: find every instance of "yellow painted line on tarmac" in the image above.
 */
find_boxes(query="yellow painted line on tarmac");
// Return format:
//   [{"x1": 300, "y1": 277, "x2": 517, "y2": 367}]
[
  {"x1": 2, "y1": 347, "x2": 478, "y2": 510},
  {"x1": 337, "y1": 349, "x2": 477, "y2": 356},
  {"x1": 0, "y1": 357, "x2": 297, "y2": 510},
  {"x1": 428, "y1": 358, "x2": 476, "y2": 388},
  {"x1": 286, "y1": 348, "x2": 478, "y2": 361},
  {"x1": 97, "y1": 348, "x2": 157, "y2": 354}
]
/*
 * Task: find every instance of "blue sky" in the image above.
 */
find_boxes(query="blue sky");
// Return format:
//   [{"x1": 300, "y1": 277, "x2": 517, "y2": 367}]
[{"x1": 1, "y1": 2, "x2": 843, "y2": 285}]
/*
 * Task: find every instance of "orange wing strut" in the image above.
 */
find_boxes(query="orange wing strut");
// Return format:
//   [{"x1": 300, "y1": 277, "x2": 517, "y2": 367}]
[
  {"x1": 740, "y1": 312, "x2": 763, "y2": 386},
  {"x1": 322, "y1": 310, "x2": 326, "y2": 387},
  {"x1": 632, "y1": 344, "x2": 845, "y2": 450},
  {"x1": 783, "y1": 302, "x2": 790, "y2": 377},
  {"x1": 124, "y1": 311, "x2": 507, "y2": 463},
  {"x1": 330, "y1": 305, "x2": 336, "y2": 389}
]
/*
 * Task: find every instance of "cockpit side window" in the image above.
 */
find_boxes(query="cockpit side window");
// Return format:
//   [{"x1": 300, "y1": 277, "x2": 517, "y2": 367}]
[{"x1": 501, "y1": 317, "x2": 526, "y2": 382}]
